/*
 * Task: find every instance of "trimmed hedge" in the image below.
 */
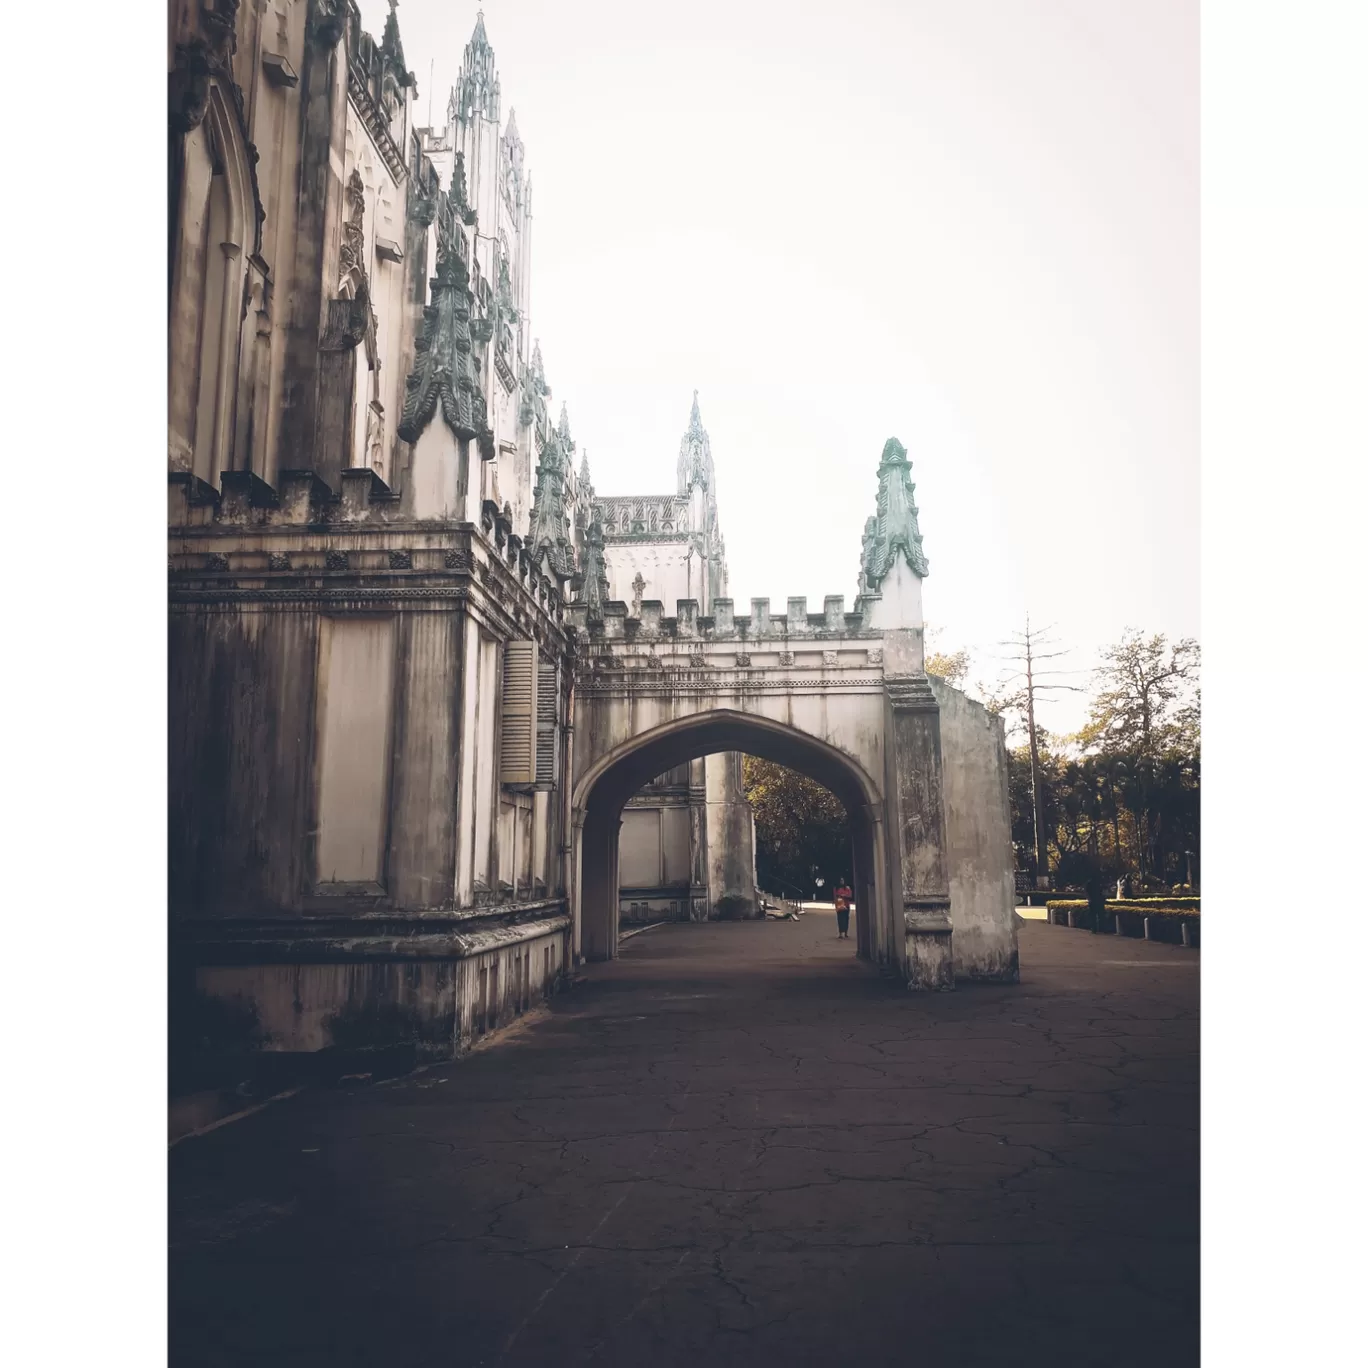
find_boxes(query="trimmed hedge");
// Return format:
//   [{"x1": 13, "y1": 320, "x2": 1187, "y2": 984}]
[
  {"x1": 1043, "y1": 899, "x2": 1200, "y2": 947},
  {"x1": 1046, "y1": 899, "x2": 1199, "y2": 916}
]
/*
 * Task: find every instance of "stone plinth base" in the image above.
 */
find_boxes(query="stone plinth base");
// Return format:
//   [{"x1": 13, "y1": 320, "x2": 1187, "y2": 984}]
[{"x1": 904, "y1": 917, "x2": 955, "y2": 991}]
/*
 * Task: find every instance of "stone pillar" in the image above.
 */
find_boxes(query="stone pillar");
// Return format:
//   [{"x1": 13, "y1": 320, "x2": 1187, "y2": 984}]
[
  {"x1": 885, "y1": 658, "x2": 955, "y2": 991},
  {"x1": 315, "y1": 300, "x2": 365, "y2": 490},
  {"x1": 581, "y1": 805, "x2": 620, "y2": 961},
  {"x1": 705, "y1": 751, "x2": 758, "y2": 919},
  {"x1": 278, "y1": 11, "x2": 349, "y2": 477},
  {"x1": 387, "y1": 609, "x2": 463, "y2": 910},
  {"x1": 688, "y1": 758, "x2": 709, "y2": 919},
  {"x1": 570, "y1": 806, "x2": 586, "y2": 963}
]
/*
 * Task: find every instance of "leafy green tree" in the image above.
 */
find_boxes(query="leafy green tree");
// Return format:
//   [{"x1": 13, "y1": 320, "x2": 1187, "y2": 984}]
[
  {"x1": 998, "y1": 628, "x2": 1199, "y2": 891},
  {"x1": 1075, "y1": 630, "x2": 1200, "y2": 885},
  {"x1": 742, "y1": 757, "x2": 851, "y2": 898},
  {"x1": 925, "y1": 647, "x2": 971, "y2": 687},
  {"x1": 1076, "y1": 631, "x2": 1200, "y2": 760}
]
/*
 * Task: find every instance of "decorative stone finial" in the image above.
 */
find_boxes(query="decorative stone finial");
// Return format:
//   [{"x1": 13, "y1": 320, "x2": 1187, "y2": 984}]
[
  {"x1": 528, "y1": 421, "x2": 575, "y2": 579},
  {"x1": 677, "y1": 391, "x2": 714, "y2": 496},
  {"x1": 454, "y1": 7, "x2": 499, "y2": 122},
  {"x1": 580, "y1": 520, "x2": 610, "y2": 622},
  {"x1": 396, "y1": 161, "x2": 493, "y2": 455},
  {"x1": 860, "y1": 437, "x2": 929, "y2": 592}
]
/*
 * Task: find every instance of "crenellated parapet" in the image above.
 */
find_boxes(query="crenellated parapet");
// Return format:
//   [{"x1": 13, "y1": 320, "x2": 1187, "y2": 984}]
[{"x1": 568, "y1": 592, "x2": 886, "y2": 640}]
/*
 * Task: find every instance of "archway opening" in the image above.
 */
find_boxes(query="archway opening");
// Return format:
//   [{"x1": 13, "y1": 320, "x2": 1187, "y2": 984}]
[
  {"x1": 743, "y1": 757, "x2": 852, "y2": 910},
  {"x1": 575, "y1": 713, "x2": 887, "y2": 968}
]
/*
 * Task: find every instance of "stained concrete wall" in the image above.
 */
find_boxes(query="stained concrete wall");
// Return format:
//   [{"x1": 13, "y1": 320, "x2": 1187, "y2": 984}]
[
  {"x1": 932, "y1": 679, "x2": 1020, "y2": 982},
  {"x1": 196, "y1": 919, "x2": 569, "y2": 1056},
  {"x1": 169, "y1": 607, "x2": 322, "y2": 919},
  {"x1": 169, "y1": 603, "x2": 467, "y2": 919}
]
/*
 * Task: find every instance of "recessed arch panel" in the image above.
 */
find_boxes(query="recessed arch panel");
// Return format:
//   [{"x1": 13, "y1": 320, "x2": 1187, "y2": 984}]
[{"x1": 574, "y1": 708, "x2": 882, "y2": 820}]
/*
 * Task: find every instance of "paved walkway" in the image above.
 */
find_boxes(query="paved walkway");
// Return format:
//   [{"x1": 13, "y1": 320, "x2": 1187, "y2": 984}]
[{"x1": 169, "y1": 915, "x2": 1199, "y2": 1367}]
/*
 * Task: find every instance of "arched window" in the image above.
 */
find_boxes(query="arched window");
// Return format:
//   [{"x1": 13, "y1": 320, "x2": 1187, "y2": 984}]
[{"x1": 168, "y1": 81, "x2": 253, "y2": 488}]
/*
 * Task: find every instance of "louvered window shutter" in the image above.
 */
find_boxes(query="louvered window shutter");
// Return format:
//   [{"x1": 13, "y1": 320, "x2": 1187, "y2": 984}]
[
  {"x1": 535, "y1": 661, "x2": 558, "y2": 788},
  {"x1": 500, "y1": 640, "x2": 537, "y2": 786}
]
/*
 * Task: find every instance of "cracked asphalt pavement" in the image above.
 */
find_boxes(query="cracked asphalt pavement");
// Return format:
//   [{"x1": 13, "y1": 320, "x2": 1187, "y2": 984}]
[{"x1": 169, "y1": 914, "x2": 1199, "y2": 1366}]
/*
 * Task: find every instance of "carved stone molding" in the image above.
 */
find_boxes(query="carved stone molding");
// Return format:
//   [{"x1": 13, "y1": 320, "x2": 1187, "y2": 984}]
[
  {"x1": 778, "y1": 651, "x2": 795, "y2": 667},
  {"x1": 388, "y1": 550, "x2": 413, "y2": 569},
  {"x1": 268, "y1": 552, "x2": 290, "y2": 571},
  {"x1": 169, "y1": 2, "x2": 240, "y2": 132},
  {"x1": 445, "y1": 549, "x2": 472, "y2": 570},
  {"x1": 170, "y1": 587, "x2": 472, "y2": 606},
  {"x1": 309, "y1": 0, "x2": 346, "y2": 49},
  {"x1": 207, "y1": 553, "x2": 230, "y2": 571},
  {"x1": 325, "y1": 550, "x2": 349, "y2": 571},
  {"x1": 575, "y1": 675, "x2": 888, "y2": 697},
  {"x1": 885, "y1": 674, "x2": 938, "y2": 711},
  {"x1": 397, "y1": 161, "x2": 492, "y2": 455},
  {"x1": 735, "y1": 653, "x2": 752, "y2": 668},
  {"x1": 867, "y1": 648, "x2": 884, "y2": 668},
  {"x1": 347, "y1": 49, "x2": 407, "y2": 184},
  {"x1": 863, "y1": 437, "x2": 930, "y2": 589},
  {"x1": 822, "y1": 650, "x2": 838, "y2": 667}
]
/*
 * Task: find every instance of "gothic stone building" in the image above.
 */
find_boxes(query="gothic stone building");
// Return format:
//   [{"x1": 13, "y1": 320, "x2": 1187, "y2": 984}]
[
  {"x1": 593, "y1": 395, "x2": 757, "y2": 927},
  {"x1": 168, "y1": 1, "x2": 1018, "y2": 1066}
]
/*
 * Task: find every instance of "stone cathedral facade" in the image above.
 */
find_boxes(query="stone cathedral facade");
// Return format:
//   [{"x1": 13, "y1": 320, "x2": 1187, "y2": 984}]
[{"x1": 167, "y1": 1, "x2": 762, "y2": 1061}]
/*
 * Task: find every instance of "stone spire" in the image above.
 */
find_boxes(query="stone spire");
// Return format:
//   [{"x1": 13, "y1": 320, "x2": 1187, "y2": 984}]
[
  {"x1": 396, "y1": 161, "x2": 493, "y2": 456},
  {"x1": 453, "y1": 9, "x2": 500, "y2": 123},
  {"x1": 380, "y1": 0, "x2": 406, "y2": 74},
  {"x1": 519, "y1": 337, "x2": 548, "y2": 428},
  {"x1": 558, "y1": 402, "x2": 572, "y2": 449},
  {"x1": 579, "y1": 519, "x2": 610, "y2": 622},
  {"x1": 676, "y1": 390, "x2": 715, "y2": 496},
  {"x1": 574, "y1": 447, "x2": 595, "y2": 546},
  {"x1": 501, "y1": 107, "x2": 525, "y2": 205},
  {"x1": 528, "y1": 422, "x2": 574, "y2": 578},
  {"x1": 860, "y1": 437, "x2": 929, "y2": 592}
]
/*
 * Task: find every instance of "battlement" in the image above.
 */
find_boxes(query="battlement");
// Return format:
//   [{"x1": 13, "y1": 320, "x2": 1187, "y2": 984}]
[{"x1": 567, "y1": 593, "x2": 889, "y2": 641}]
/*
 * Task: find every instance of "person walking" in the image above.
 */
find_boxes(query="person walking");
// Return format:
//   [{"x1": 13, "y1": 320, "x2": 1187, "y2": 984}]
[{"x1": 833, "y1": 878, "x2": 853, "y2": 939}]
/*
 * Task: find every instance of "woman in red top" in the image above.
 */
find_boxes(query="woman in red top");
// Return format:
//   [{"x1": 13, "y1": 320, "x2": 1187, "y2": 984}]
[{"x1": 833, "y1": 879, "x2": 854, "y2": 939}]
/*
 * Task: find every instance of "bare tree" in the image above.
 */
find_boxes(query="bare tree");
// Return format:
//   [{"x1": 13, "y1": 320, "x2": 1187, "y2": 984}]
[{"x1": 991, "y1": 617, "x2": 1084, "y2": 888}]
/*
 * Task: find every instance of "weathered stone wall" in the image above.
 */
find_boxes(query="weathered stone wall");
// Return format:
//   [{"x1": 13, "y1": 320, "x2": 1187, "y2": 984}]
[
  {"x1": 195, "y1": 916, "x2": 570, "y2": 1056},
  {"x1": 931, "y1": 679, "x2": 1020, "y2": 982},
  {"x1": 706, "y1": 751, "x2": 758, "y2": 918},
  {"x1": 169, "y1": 605, "x2": 322, "y2": 919}
]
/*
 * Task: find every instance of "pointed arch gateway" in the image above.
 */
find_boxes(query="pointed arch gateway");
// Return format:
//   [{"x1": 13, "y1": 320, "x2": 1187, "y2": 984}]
[{"x1": 571, "y1": 710, "x2": 893, "y2": 967}]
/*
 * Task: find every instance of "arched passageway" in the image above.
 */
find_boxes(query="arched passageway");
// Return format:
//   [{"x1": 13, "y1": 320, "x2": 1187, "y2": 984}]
[{"x1": 573, "y1": 712, "x2": 891, "y2": 967}]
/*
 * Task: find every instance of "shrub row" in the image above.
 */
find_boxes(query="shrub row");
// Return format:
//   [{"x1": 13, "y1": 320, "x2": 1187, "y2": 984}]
[
  {"x1": 1046, "y1": 898, "x2": 1199, "y2": 917},
  {"x1": 1042, "y1": 900, "x2": 1200, "y2": 948}
]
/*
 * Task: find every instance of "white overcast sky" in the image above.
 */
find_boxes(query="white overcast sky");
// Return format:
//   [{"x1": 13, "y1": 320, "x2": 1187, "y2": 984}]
[{"x1": 360, "y1": 0, "x2": 1198, "y2": 734}]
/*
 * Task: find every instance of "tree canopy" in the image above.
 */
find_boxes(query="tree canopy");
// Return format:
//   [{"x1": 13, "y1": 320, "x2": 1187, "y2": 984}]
[
  {"x1": 1005, "y1": 629, "x2": 1200, "y2": 890},
  {"x1": 741, "y1": 626, "x2": 1200, "y2": 899},
  {"x1": 741, "y1": 757, "x2": 850, "y2": 899}
]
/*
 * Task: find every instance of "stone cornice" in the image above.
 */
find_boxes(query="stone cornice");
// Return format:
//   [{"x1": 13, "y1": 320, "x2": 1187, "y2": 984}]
[
  {"x1": 602, "y1": 531, "x2": 689, "y2": 544},
  {"x1": 886, "y1": 674, "x2": 939, "y2": 711},
  {"x1": 576, "y1": 674, "x2": 888, "y2": 696},
  {"x1": 347, "y1": 56, "x2": 407, "y2": 185}
]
